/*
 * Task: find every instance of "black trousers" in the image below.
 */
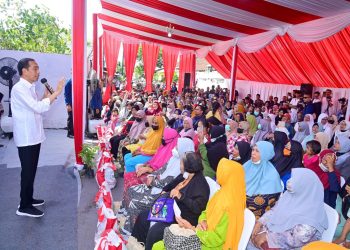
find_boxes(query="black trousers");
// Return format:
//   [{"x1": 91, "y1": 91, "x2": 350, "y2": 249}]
[
  {"x1": 132, "y1": 210, "x2": 171, "y2": 250},
  {"x1": 67, "y1": 110, "x2": 74, "y2": 136},
  {"x1": 109, "y1": 134, "x2": 126, "y2": 159},
  {"x1": 18, "y1": 143, "x2": 41, "y2": 208}
]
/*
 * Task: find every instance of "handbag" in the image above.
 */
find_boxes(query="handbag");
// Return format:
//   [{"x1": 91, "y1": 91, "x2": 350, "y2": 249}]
[
  {"x1": 147, "y1": 194, "x2": 174, "y2": 223},
  {"x1": 163, "y1": 224, "x2": 201, "y2": 250},
  {"x1": 126, "y1": 236, "x2": 145, "y2": 250}
]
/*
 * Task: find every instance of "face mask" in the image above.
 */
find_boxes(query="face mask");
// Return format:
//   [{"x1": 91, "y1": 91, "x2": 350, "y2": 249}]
[
  {"x1": 137, "y1": 98, "x2": 142, "y2": 101},
  {"x1": 167, "y1": 107, "x2": 172, "y2": 112},
  {"x1": 172, "y1": 148, "x2": 179, "y2": 158},
  {"x1": 341, "y1": 129, "x2": 347, "y2": 132},
  {"x1": 257, "y1": 124, "x2": 262, "y2": 130},
  {"x1": 225, "y1": 124, "x2": 231, "y2": 132},
  {"x1": 246, "y1": 112, "x2": 250, "y2": 115},
  {"x1": 254, "y1": 111, "x2": 259, "y2": 116},
  {"x1": 328, "y1": 120, "x2": 335, "y2": 125},
  {"x1": 152, "y1": 125, "x2": 159, "y2": 131},
  {"x1": 237, "y1": 128, "x2": 244, "y2": 134},
  {"x1": 283, "y1": 148, "x2": 291, "y2": 157},
  {"x1": 183, "y1": 172, "x2": 190, "y2": 179},
  {"x1": 319, "y1": 163, "x2": 329, "y2": 172},
  {"x1": 233, "y1": 156, "x2": 241, "y2": 161},
  {"x1": 135, "y1": 118, "x2": 142, "y2": 122},
  {"x1": 252, "y1": 160, "x2": 261, "y2": 165}
]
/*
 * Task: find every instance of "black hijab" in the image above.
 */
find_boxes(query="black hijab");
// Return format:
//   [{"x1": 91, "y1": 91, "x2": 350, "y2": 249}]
[
  {"x1": 236, "y1": 141, "x2": 252, "y2": 165},
  {"x1": 271, "y1": 131, "x2": 289, "y2": 165},
  {"x1": 272, "y1": 140, "x2": 304, "y2": 177},
  {"x1": 206, "y1": 125, "x2": 229, "y2": 171}
]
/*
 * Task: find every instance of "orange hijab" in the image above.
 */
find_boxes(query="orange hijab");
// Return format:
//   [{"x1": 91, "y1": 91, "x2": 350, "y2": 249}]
[
  {"x1": 206, "y1": 158, "x2": 246, "y2": 250},
  {"x1": 302, "y1": 241, "x2": 346, "y2": 250},
  {"x1": 140, "y1": 116, "x2": 165, "y2": 155}
]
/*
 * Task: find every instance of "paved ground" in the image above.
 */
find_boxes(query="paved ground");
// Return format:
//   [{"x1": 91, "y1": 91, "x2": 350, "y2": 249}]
[{"x1": 0, "y1": 129, "x2": 123, "y2": 250}]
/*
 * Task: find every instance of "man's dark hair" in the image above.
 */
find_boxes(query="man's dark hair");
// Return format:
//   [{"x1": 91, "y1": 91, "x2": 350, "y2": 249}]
[
  {"x1": 18, "y1": 58, "x2": 35, "y2": 76},
  {"x1": 306, "y1": 140, "x2": 321, "y2": 155},
  {"x1": 112, "y1": 108, "x2": 119, "y2": 114}
]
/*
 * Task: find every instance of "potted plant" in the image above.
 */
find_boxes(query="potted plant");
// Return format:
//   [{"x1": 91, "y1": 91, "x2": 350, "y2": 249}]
[{"x1": 78, "y1": 143, "x2": 99, "y2": 177}]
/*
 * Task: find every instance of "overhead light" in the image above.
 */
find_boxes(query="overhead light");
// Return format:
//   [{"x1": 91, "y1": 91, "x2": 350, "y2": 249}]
[{"x1": 166, "y1": 24, "x2": 174, "y2": 38}]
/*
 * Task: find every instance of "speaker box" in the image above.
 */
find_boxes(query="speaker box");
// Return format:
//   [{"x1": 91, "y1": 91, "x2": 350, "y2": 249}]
[
  {"x1": 184, "y1": 73, "x2": 191, "y2": 88},
  {"x1": 300, "y1": 83, "x2": 313, "y2": 95}
]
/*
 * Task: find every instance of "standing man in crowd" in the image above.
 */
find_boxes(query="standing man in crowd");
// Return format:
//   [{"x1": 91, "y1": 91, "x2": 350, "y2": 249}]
[
  {"x1": 64, "y1": 77, "x2": 74, "y2": 138},
  {"x1": 12, "y1": 58, "x2": 64, "y2": 217}
]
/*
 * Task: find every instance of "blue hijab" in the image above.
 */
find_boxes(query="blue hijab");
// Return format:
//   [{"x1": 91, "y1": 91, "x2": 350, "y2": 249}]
[{"x1": 243, "y1": 141, "x2": 282, "y2": 196}]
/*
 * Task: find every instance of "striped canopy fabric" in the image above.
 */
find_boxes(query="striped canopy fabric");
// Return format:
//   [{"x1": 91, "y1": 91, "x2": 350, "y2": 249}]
[{"x1": 99, "y1": 0, "x2": 350, "y2": 52}]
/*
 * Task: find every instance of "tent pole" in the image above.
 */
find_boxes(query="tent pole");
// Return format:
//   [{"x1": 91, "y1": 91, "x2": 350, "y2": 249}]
[{"x1": 229, "y1": 46, "x2": 238, "y2": 101}]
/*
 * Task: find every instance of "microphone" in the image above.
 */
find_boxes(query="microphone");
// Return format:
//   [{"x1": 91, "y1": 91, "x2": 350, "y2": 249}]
[{"x1": 41, "y1": 78, "x2": 55, "y2": 94}]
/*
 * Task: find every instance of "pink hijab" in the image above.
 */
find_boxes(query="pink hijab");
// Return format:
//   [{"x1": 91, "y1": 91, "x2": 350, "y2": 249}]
[
  {"x1": 128, "y1": 110, "x2": 146, "y2": 140},
  {"x1": 147, "y1": 128, "x2": 180, "y2": 171},
  {"x1": 179, "y1": 117, "x2": 195, "y2": 139}
]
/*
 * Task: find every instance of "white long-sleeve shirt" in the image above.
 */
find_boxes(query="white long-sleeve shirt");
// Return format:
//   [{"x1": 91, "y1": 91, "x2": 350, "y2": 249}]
[{"x1": 11, "y1": 78, "x2": 51, "y2": 147}]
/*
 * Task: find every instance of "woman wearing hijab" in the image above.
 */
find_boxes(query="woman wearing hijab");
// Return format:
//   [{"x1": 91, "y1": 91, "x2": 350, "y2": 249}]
[
  {"x1": 244, "y1": 141, "x2": 282, "y2": 219},
  {"x1": 113, "y1": 110, "x2": 146, "y2": 160},
  {"x1": 318, "y1": 113, "x2": 333, "y2": 140},
  {"x1": 250, "y1": 118, "x2": 272, "y2": 146},
  {"x1": 234, "y1": 112, "x2": 245, "y2": 123},
  {"x1": 334, "y1": 120, "x2": 350, "y2": 141},
  {"x1": 248, "y1": 168, "x2": 328, "y2": 250},
  {"x1": 124, "y1": 116, "x2": 165, "y2": 173},
  {"x1": 231, "y1": 141, "x2": 252, "y2": 165},
  {"x1": 304, "y1": 114, "x2": 315, "y2": 133},
  {"x1": 293, "y1": 121, "x2": 310, "y2": 143},
  {"x1": 334, "y1": 135, "x2": 350, "y2": 179},
  {"x1": 197, "y1": 120, "x2": 216, "y2": 179},
  {"x1": 153, "y1": 158, "x2": 247, "y2": 250},
  {"x1": 315, "y1": 132, "x2": 330, "y2": 151},
  {"x1": 246, "y1": 113, "x2": 258, "y2": 137},
  {"x1": 205, "y1": 101, "x2": 226, "y2": 125},
  {"x1": 179, "y1": 117, "x2": 195, "y2": 140},
  {"x1": 272, "y1": 140, "x2": 303, "y2": 187},
  {"x1": 122, "y1": 138, "x2": 195, "y2": 232},
  {"x1": 303, "y1": 241, "x2": 345, "y2": 250},
  {"x1": 271, "y1": 131, "x2": 289, "y2": 165},
  {"x1": 123, "y1": 128, "x2": 179, "y2": 205},
  {"x1": 145, "y1": 101, "x2": 162, "y2": 116},
  {"x1": 206, "y1": 125, "x2": 229, "y2": 172},
  {"x1": 305, "y1": 149, "x2": 340, "y2": 208},
  {"x1": 302, "y1": 123, "x2": 319, "y2": 151},
  {"x1": 131, "y1": 152, "x2": 210, "y2": 250}
]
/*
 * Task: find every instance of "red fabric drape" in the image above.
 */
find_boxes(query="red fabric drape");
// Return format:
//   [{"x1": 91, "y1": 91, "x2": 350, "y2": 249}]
[
  {"x1": 72, "y1": 0, "x2": 85, "y2": 165},
  {"x1": 98, "y1": 35, "x2": 103, "y2": 78},
  {"x1": 235, "y1": 27, "x2": 350, "y2": 88},
  {"x1": 142, "y1": 42, "x2": 159, "y2": 93},
  {"x1": 178, "y1": 53, "x2": 196, "y2": 92},
  {"x1": 103, "y1": 32, "x2": 120, "y2": 104},
  {"x1": 205, "y1": 51, "x2": 231, "y2": 79},
  {"x1": 162, "y1": 46, "x2": 179, "y2": 91},
  {"x1": 93, "y1": 14, "x2": 98, "y2": 72},
  {"x1": 103, "y1": 32, "x2": 121, "y2": 79},
  {"x1": 123, "y1": 43, "x2": 139, "y2": 91}
]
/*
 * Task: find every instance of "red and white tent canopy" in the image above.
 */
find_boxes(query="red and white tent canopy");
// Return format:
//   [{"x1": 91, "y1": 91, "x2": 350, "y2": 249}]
[{"x1": 99, "y1": 0, "x2": 350, "y2": 53}]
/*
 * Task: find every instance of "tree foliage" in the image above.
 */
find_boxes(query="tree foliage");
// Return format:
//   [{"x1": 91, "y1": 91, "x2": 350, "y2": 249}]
[{"x1": 0, "y1": 0, "x2": 71, "y2": 54}]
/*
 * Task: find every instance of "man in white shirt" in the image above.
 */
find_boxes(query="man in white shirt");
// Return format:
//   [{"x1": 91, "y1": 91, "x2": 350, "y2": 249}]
[{"x1": 11, "y1": 58, "x2": 64, "y2": 218}]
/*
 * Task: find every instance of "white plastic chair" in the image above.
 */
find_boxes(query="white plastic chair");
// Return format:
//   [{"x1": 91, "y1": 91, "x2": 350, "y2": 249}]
[
  {"x1": 322, "y1": 203, "x2": 339, "y2": 242},
  {"x1": 205, "y1": 176, "x2": 221, "y2": 199},
  {"x1": 238, "y1": 209, "x2": 256, "y2": 250}
]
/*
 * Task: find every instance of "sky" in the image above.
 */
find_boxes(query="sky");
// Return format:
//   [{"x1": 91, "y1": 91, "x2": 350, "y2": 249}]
[{"x1": 24, "y1": 0, "x2": 102, "y2": 43}]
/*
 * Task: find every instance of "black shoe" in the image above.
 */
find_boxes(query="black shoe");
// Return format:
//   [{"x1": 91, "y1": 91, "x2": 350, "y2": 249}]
[
  {"x1": 67, "y1": 134, "x2": 74, "y2": 138},
  {"x1": 16, "y1": 206, "x2": 44, "y2": 218},
  {"x1": 32, "y1": 199, "x2": 45, "y2": 206}
]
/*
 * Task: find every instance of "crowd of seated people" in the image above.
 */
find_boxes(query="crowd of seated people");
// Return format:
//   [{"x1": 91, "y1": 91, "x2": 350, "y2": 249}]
[{"x1": 99, "y1": 85, "x2": 349, "y2": 249}]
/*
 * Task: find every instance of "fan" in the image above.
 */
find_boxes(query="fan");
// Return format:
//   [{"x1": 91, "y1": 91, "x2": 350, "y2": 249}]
[{"x1": 0, "y1": 57, "x2": 20, "y2": 117}]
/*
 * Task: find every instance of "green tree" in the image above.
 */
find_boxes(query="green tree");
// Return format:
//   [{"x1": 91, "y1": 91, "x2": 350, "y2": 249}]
[
  {"x1": 0, "y1": 0, "x2": 71, "y2": 54},
  {"x1": 134, "y1": 46, "x2": 163, "y2": 80}
]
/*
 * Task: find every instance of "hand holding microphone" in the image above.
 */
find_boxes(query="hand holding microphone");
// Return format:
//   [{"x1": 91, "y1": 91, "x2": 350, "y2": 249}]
[{"x1": 41, "y1": 77, "x2": 65, "y2": 103}]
